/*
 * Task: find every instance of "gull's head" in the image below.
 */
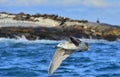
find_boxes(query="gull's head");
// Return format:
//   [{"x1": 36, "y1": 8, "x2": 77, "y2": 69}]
[
  {"x1": 57, "y1": 42, "x2": 75, "y2": 49},
  {"x1": 57, "y1": 43, "x2": 64, "y2": 48}
]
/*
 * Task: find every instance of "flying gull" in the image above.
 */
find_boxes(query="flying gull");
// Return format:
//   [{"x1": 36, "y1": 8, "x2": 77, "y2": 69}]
[{"x1": 48, "y1": 36, "x2": 88, "y2": 75}]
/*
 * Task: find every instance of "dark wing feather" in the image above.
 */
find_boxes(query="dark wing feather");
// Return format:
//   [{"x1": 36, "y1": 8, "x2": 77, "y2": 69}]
[
  {"x1": 70, "y1": 36, "x2": 81, "y2": 46},
  {"x1": 48, "y1": 48, "x2": 74, "y2": 75}
]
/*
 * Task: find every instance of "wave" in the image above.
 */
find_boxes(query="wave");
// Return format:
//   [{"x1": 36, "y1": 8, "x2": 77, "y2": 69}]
[
  {"x1": 0, "y1": 35, "x2": 63, "y2": 44},
  {"x1": 0, "y1": 35, "x2": 119, "y2": 44},
  {"x1": 80, "y1": 38, "x2": 120, "y2": 44}
]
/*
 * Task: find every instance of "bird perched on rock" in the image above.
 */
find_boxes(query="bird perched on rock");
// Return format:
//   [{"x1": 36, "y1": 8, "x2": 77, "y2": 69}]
[{"x1": 48, "y1": 36, "x2": 88, "y2": 75}]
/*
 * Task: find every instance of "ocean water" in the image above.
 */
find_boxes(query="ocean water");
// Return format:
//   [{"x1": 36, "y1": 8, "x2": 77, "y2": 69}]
[{"x1": 0, "y1": 37, "x2": 120, "y2": 77}]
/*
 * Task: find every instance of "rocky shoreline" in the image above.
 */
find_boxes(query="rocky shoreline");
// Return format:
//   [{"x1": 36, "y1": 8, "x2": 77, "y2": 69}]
[{"x1": 0, "y1": 12, "x2": 120, "y2": 41}]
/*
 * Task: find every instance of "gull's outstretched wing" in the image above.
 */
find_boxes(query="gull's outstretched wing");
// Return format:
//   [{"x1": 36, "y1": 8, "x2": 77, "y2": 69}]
[
  {"x1": 70, "y1": 36, "x2": 81, "y2": 46},
  {"x1": 48, "y1": 48, "x2": 74, "y2": 75}
]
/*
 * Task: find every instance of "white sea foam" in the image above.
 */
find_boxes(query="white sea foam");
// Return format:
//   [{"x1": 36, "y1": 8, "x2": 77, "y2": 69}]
[
  {"x1": 0, "y1": 36, "x2": 119, "y2": 44},
  {"x1": 80, "y1": 38, "x2": 120, "y2": 44},
  {"x1": 0, "y1": 36, "x2": 63, "y2": 44}
]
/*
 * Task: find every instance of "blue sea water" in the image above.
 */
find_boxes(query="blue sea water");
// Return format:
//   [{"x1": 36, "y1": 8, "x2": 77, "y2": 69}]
[{"x1": 0, "y1": 37, "x2": 120, "y2": 77}]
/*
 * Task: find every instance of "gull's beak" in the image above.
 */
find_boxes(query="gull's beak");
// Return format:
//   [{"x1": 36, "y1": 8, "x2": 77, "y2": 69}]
[{"x1": 55, "y1": 46, "x2": 57, "y2": 48}]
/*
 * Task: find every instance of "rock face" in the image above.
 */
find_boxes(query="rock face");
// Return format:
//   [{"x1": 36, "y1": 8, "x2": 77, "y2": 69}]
[{"x1": 0, "y1": 12, "x2": 120, "y2": 41}]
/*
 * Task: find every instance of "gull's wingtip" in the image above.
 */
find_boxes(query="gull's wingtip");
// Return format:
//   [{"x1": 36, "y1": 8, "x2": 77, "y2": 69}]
[
  {"x1": 48, "y1": 71, "x2": 52, "y2": 76},
  {"x1": 69, "y1": 36, "x2": 76, "y2": 41},
  {"x1": 69, "y1": 36, "x2": 79, "y2": 41},
  {"x1": 48, "y1": 69, "x2": 53, "y2": 76},
  {"x1": 69, "y1": 35, "x2": 74, "y2": 39},
  {"x1": 48, "y1": 62, "x2": 54, "y2": 76},
  {"x1": 69, "y1": 36, "x2": 81, "y2": 46}
]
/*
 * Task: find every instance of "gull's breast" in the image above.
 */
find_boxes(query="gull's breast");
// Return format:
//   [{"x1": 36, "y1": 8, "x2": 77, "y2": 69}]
[{"x1": 60, "y1": 42, "x2": 77, "y2": 50}]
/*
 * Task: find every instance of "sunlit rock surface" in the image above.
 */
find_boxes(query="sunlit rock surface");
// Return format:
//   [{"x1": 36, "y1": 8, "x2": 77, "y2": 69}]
[{"x1": 0, "y1": 12, "x2": 120, "y2": 41}]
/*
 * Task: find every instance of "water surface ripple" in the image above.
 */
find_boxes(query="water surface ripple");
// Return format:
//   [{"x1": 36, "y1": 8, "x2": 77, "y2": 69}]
[{"x1": 0, "y1": 38, "x2": 120, "y2": 77}]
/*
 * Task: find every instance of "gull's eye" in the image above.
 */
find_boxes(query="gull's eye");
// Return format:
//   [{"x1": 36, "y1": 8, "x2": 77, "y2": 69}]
[
  {"x1": 58, "y1": 43, "x2": 62, "y2": 46},
  {"x1": 60, "y1": 43, "x2": 63, "y2": 45}
]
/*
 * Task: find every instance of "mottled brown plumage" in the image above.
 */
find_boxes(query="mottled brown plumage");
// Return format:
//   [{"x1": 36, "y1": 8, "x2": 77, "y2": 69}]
[
  {"x1": 48, "y1": 48, "x2": 74, "y2": 75},
  {"x1": 48, "y1": 36, "x2": 88, "y2": 75}
]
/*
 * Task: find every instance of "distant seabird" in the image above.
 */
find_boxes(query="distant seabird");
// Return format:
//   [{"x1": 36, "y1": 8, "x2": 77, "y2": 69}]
[{"x1": 48, "y1": 36, "x2": 88, "y2": 75}]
